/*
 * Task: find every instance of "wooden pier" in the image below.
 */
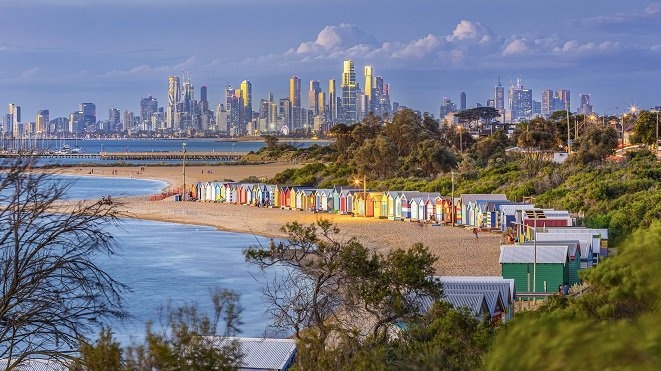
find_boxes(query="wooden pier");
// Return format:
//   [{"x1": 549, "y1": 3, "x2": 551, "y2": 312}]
[{"x1": 0, "y1": 151, "x2": 247, "y2": 162}]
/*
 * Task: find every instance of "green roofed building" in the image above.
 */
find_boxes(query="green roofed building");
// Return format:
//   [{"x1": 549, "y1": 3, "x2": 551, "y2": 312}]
[{"x1": 499, "y1": 245, "x2": 573, "y2": 293}]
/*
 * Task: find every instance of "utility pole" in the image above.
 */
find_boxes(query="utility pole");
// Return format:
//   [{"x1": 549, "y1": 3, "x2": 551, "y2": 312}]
[
  {"x1": 182, "y1": 142, "x2": 187, "y2": 200},
  {"x1": 451, "y1": 171, "x2": 455, "y2": 227}
]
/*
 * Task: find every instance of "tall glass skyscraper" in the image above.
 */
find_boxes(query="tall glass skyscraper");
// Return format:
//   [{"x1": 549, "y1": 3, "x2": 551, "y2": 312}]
[{"x1": 341, "y1": 60, "x2": 357, "y2": 123}]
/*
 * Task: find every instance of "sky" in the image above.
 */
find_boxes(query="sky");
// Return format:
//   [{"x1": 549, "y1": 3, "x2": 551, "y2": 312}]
[{"x1": 1, "y1": 0, "x2": 660, "y2": 120}]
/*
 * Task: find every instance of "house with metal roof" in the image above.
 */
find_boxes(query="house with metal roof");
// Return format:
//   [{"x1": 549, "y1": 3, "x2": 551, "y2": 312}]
[
  {"x1": 520, "y1": 240, "x2": 582, "y2": 284},
  {"x1": 499, "y1": 245, "x2": 573, "y2": 294},
  {"x1": 0, "y1": 359, "x2": 68, "y2": 371},
  {"x1": 443, "y1": 293, "x2": 491, "y2": 319},
  {"x1": 433, "y1": 276, "x2": 516, "y2": 322},
  {"x1": 459, "y1": 194, "x2": 507, "y2": 226},
  {"x1": 210, "y1": 337, "x2": 297, "y2": 371}
]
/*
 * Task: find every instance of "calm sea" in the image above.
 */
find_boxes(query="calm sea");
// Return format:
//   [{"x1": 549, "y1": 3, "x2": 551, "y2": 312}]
[{"x1": 58, "y1": 175, "x2": 281, "y2": 344}]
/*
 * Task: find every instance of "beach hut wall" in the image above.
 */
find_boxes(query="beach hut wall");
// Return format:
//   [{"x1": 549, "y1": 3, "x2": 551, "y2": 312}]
[
  {"x1": 365, "y1": 193, "x2": 375, "y2": 218},
  {"x1": 370, "y1": 192, "x2": 384, "y2": 219},
  {"x1": 499, "y1": 245, "x2": 571, "y2": 293},
  {"x1": 425, "y1": 198, "x2": 435, "y2": 222},
  {"x1": 498, "y1": 203, "x2": 535, "y2": 232},
  {"x1": 521, "y1": 241, "x2": 582, "y2": 283},
  {"x1": 543, "y1": 227, "x2": 609, "y2": 259},
  {"x1": 208, "y1": 182, "x2": 215, "y2": 202},
  {"x1": 387, "y1": 191, "x2": 400, "y2": 220},
  {"x1": 379, "y1": 193, "x2": 388, "y2": 219},
  {"x1": 331, "y1": 189, "x2": 340, "y2": 213},
  {"x1": 214, "y1": 183, "x2": 222, "y2": 202},
  {"x1": 535, "y1": 232, "x2": 598, "y2": 267},
  {"x1": 273, "y1": 185, "x2": 281, "y2": 207},
  {"x1": 410, "y1": 197, "x2": 422, "y2": 221},
  {"x1": 289, "y1": 187, "x2": 298, "y2": 209}
]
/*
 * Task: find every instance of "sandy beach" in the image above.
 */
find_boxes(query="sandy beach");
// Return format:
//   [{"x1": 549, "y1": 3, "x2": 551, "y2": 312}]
[{"x1": 54, "y1": 164, "x2": 502, "y2": 276}]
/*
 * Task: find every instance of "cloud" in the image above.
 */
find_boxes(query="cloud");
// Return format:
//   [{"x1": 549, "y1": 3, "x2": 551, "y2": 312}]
[
  {"x1": 446, "y1": 20, "x2": 493, "y2": 44},
  {"x1": 553, "y1": 40, "x2": 621, "y2": 55},
  {"x1": 503, "y1": 39, "x2": 528, "y2": 56},
  {"x1": 296, "y1": 24, "x2": 378, "y2": 54},
  {"x1": 579, "y1": 2, "x2": 661, "y2": 32},
  {"x1": 392, "y1": 34, "x2": 443, "y2": 59}
]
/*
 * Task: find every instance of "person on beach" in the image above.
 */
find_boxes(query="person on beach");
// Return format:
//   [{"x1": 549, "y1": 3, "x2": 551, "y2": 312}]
[{"x1": 473, "y1": 227, "x2": 479, "y2": 241}]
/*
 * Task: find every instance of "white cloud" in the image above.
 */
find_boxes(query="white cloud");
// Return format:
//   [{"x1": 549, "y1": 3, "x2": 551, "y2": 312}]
[
  {"x1": 446, "y1": 20, "x2": 493, "y2": 43},
  {"x1": 296, "y1": 24, "x2": 377, "y2": 54},
  {"x1": 503, "y1": 39, "x2": 529, "y2": 55},
  {"x1": 553, "y1": 40, "x2": 621, "y2": 54},
  {"x1": 392, "y1": 34, "x2": 443, "y2": 59}
]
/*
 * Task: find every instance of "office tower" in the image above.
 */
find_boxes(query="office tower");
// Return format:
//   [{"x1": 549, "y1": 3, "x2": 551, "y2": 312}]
[
  {"x1": 166, "y1": 76, "x2": 181, "y2": 129},
  {"x1": 108, "y1": 108, "x2": 121, "y2": 131},
  {"x1": 487, "y1": 99, "x2": 495, "y2": 108},
  {"x1": 533, "y1": 100, "x2": 542, "y2": 116},
  {"x1": 341, "y1": 60, "x2": 357, "y2": 123},
  {"x1": 122, "y1": 110, "x2": 134, "y2": 131},
  {"x1": 556, "y1": 89, "x2": 570, "y2": 112},
  {"x1": 460, "y1": 92, "x2": 467, "y2": 111},
  {"x1": 579, "y1": 94, "x2": 593, "y2": 115},
  {"x1": 259, "y1": 99, "x2": 269, "y2": 120},
  {"x1": 541, "y1": 89, "x2": 553, "y2": 116},
  {"x1": 181, "y1": 77, "x2": 194, "y2": 114},
  {"x1": 225, "y1": 86, "x2": 243, "y2": 135},
  {"x1": 35, "y1": 110, "x2": 49, "y2": 134},
  {"x1": 364, "y1": 66, "x2": 374, "y2": 113},
  {"x1": 69, "y1": 111, "x2": 84, "y2": 134},
  {"x1": 8, "y1": 103, "x2": 21, "y2": 137},
  {"x1": 240, "y1": 80, "x2": 252, "y2": 126},
  {"x1": 317, "y1": 91, "x2": 326, "y2": 118},
  {"x1": 328, "y1": 79, "x2": 337, "y2": 122},
  {"x1": 199, "y1": 85, "x2": 209, "y2": 112},
  {"x1": 308, "y1": 80, "x2": 321, "y2": 115},
  {"x1": 288, "y1": 76, "x2": 301, "y2": 129},
  {"x1": 215, "y1": 104, "x2": 228, "y2": 132},
  {"x1": 495, "y1": 77, "x2": 505, "y2": 112},
  {"x1": 508, "y1": 78, "x2": 533, "y2": 121},
  {"x1": 440, "y1": 97, "x2": 457, "y2": 118},
  {"x1": 279, "y1": 98, "x2": 292, "y2": 129},
  {"x1": 139, "y1": 96, "x2": 157, "y2": 125},
  {"x1": 80, "y1": 103, "x2": 96, "y2": 130}
]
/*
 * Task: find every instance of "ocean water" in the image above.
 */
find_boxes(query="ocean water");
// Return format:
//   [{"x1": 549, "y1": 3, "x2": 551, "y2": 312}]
[
  {"x1": 55, "y1": 174, "x2": 168, "y2": 200},
  {"x1": 98, "y1": 220, "x2": 279, "y2": 344}
]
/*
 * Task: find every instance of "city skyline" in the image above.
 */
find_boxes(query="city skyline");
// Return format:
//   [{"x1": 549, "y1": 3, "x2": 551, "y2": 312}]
[{"x1": 1, "y1": 0, "x2": 660, "y2": 118}]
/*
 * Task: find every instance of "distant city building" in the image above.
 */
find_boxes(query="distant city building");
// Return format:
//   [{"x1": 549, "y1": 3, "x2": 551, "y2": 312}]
[
  {"x1": 69, "y1": 111, "x2": 84, "y2": 133},
  {"x1": 341, "y1": 60, "x2": 358, "y2": 123},
  {"x1": 556, "y1": 89, "x2": 570, "y2": 112},
  {"x1": 35, "y1": 110, "x2": 49, "y2": 134},
  {"x1": 166, "y1": 76, "x2": 181, "y2": 130},
  {"x1": 487, "y1": 99, "x2": 495, "y2": 108},
  {"x1": 495, "y1": 77, "x2": 505, "y2": 112},
  {"x1": 80, "y1": 103, "x2": 96, "y2": 130},
  {"x1": 215, "y1": 103, "x2": 228, "y2": 132},
  {"x1": 328, "y1": 79, "x2": 337, "y2": 122},
  {"x1": 8, "y1": 103, "x2": 21, "y2": 136},
  {"x1": 440, "y1": 97, "x2": 457, "y2": 118},
  {"x1": 240, "y1": 80, "x2": 252, "y2": 127},
  {"x1": 122, "y1": 110, "x2": 134, "y2": 131},
  {"x1": 140, "y1": 96, "x2": 158, "y2": 127},
  {"x1": 508, "y1": 78, "x2": 533, "y2": 122},
  {"x1": 108, "y1": 108, "x2": 121, "y2": 131},
  {"x1": 308, "y1": 80, "x2": 321, "y2": 116},
  {"x1": 579, "y1": 94, "x2": 593, "y2": 115},
  {"x1": 541, "y1": 89, "x2": 553, "y2": 116},
  {"x1": 364, "y1": 66, "x2": 374, "y2": 113},
  {"x1": 289, "y1": 76, "x2": 301, "y2": 129},
  {"x1": 460, "y1": 91, "x2": 467, "y2": 111},
  {"x1": 533, "y1": 100, "x2": 541, "y2": 116},
  {"x1": 225, "y1": 86, "x2": 243, "y2": 135}
]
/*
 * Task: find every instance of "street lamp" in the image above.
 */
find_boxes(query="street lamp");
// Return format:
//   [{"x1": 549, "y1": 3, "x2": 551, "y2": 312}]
[
  {"x1": 451, "y1": 171, "x2": 455, "y2": 227},
  {"x1": 353, "y1": 175, "x2": 367, "y2": 217},
  {"x1": 182, "y1": 142, "x2": 187, "y2": 201}
]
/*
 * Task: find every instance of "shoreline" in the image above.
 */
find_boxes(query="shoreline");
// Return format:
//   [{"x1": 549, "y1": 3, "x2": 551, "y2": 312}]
[{"x1": 51, "y1": 164, "x2": 502, "y2": 276}]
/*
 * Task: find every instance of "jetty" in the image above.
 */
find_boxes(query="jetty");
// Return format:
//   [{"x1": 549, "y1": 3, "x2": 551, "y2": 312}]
[{"x1": 0, "y1": 151, "x2": 247, "y2": 162}]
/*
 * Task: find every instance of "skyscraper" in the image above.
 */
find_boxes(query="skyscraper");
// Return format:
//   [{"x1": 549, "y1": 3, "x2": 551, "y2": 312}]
[
  {"x1": 289, "y1": 76, "x2": 301, "y2": 129},
  {"x1": 140, "y1": 96, "x2": 158, "y2": 126},
  {"x1": 460, "y1": 92, "x2": 467, "y2": 111},
  {"x1": 541, "y1": 90, "x2": 553, "y2": 116},
  {"x1": 8, "y1": 104, "x2": 20, "y2": 137},
  {"x1": 308, "y1": 80, "x2": 321, "y2": 115},
  {"x1": 328, "y1": 79, "x2": 337, "y2": 122},
  {"x1": 166, "y1": 76, "x2": 181, "y2": 129},
  {"x1": 225, "y1": 86, "x2": 243, "y2": 135},
  {"x1": 341, "y1": 60, "x2": 357, "y2": 123},
  {"x1": 556, "y1": 89, "x2": 570, "y2": 112},
  {"x1": 579, "y1": 94, "x2": 593, "y2": 115},
  {"x1": 109, "y1": 108, "x2": 121, "y2": 131},
  {"x1": 364, "y1": 66, "x2": 374, "y2": 113},
  {"x1": 495, "y1": 77, "x2": 505, "y2": 112},
  {"x1": 35, "y1": 110, "x2": 49, "y2": 134},
  {"x1": 508, "y1": 78, "x2": 533, "y2": 122},
  {"x1": 240, "y1": 80, "x2": 253, "y2": 126},
  {"x1": 440, "y1": 97, "x2": 457, "y2": 118}
]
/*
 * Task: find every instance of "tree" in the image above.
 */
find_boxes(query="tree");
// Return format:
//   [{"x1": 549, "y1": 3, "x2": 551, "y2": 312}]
[
  {"x1": 263, "y1": 135, "x2": 279, "y2": 148},
  {"x1": 407, "y1": 140, "x2": 457, "y2": 178},
  {"x1": 0, "y1": 159, "x2": 127, "y2": 368},
  {"x1": 124, "y1": 288, "x2": 243, "y2": 370},
  {"x1": 570, "y1": 126, "x2": 619, "y2": 165},
  {"x1": 630, "y1": 110, "x2": 658, "y2": 146},
  {"x1": 73, "y1": 328, "x2": 122, "y2": 371},
  {"x1": 244, "y1": 219, "x2": 441, "y2": 365},
  {"x1": 513, "y1": 117, "x2": 559, "y2": 150}
]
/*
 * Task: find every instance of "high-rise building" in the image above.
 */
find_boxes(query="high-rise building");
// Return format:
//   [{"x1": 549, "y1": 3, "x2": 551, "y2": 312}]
[
  {"x1": 182, "y1": 77, "x2": 194, "y2": 114},
  {"x1": 8, "y1": 103, "x2": 21, "y2": 136},
  {"x1": 460, "y1": 92, "x2": 467, "y2": 111},
  {"x1": 487, "y1": 99, "x2": 495, "y2": 108},
  {"x1": 80, "y1": 103, "x2": 96, "y2": 130},
  {"x1": 122, "y1": 110, "x2": 134, "y2": 131},
  {"x1": 440, "y1": 97, "x2": 457, "y2": 118},
  {"x1": 69, "y1": 111, "x2": 84, "y2": 134},
  {"x1": 508, "y1": 78, "x2": 533, "y2": 122},
  {"x1": 579, "y1": 94, "x2": 593, "y2": 115},
  {"x1": 108, "y1": 108, "x2": 121, "y2": 131},
  {"x1": 215, "y1": 104, "x2": 228, "y2": 132},
  {"x1": 317, "y1": 91, "x2": 326, "y2": 118},
  {"x1": 279, "y1": 98, "x2": 292, "y2": 130},
  {"x1": 308, "y1": 80, "x2": 321, "y2": 115},
  {"x1": 328, "y1": 79, "x2": 337, "y2": 122},
  {"x1": 225, "y1": 86, "x2": 243, "y2": 135},
  {"x1": 364, "y1": 66, "x2": 374, "y2": 113},
  {"x1": 140, "y1": 96, "x2": 157, "y2": 126},
  {"x1": 495, "y1": 77, "x2": 505, "y2": 112},
  {"x1": 289, "y1": 76, "x2": 301, "y2": 129},
  {"x1": 240, "y1": 80, "x2": 252, "y2": 126},
  {"x1": 166, "y1": 76, "x2": 181, "y2": 129},
  {"x1": 35, "y1": 110, "x2": 49, "y2": 134},
  {"x1": 556, "y1": 89, "x2": 570, "y2": 112},
  {"x1": 541, "y1": 89, "x2": 554, "y2": 116},
  {"x1": 341, "y1": 60, "x2": 357, "y2": 123}
]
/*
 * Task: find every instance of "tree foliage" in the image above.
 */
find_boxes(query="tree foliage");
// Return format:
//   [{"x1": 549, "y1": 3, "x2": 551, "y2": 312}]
[
  {"x1": 245, "y1": 219, "x2": 442, "y2": 368},
  {"x1": 569, "y1": 125, "x2": 618, "y2": 165},
  {"x1": 0, "y1": 159, "x2": 127, "y2": 367},
  {"x1": 630, "y1": 110, "x2": 659, "y2": 146},
  {"x1": 485, "y1": 221, "x2": 661, "y2": 370}
]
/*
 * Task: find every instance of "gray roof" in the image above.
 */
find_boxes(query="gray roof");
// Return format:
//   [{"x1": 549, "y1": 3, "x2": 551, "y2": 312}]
[
  {"x1": 544, "y1": 227, "x2": 609, "y2": 239},
  {"x1": 0, "y1": 360, "x2": 68, "y2": 371},
  {"x1": 536, "y1": 233, "x2": 596, "y2": 251},
  {"x1": 445, "y1": 289, "x2": 504, "y2": 316},
  {"x1": 521, "y1": 240, "x2": 581, "y2": 258},
  {"x1": 499, "y1": 245, "x2": 569, "y2": 264},
  {"x1": 441, "y1": 282, "x2": 513, "y2": 307},
  {"x1": 211, "y1": 337, "x2": 297, "y2": 371},
  {"x1": 498, "y1": 203, "x2": 536, "y2": 215},
  {"x1": 434, "y1": 276, "x2": 516, "y2": 303},
  {"x1": 443, "y1": 293, "x2": 489, "y2": 317},
  {"x1": 461, "y1": 194, "x2": 507, "y2": 204}
]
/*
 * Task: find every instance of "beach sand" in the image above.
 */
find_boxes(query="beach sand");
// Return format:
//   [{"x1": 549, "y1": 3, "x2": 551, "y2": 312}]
[{"x1": 54, "y1": 164, "x2": 502, "y2": 276}]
